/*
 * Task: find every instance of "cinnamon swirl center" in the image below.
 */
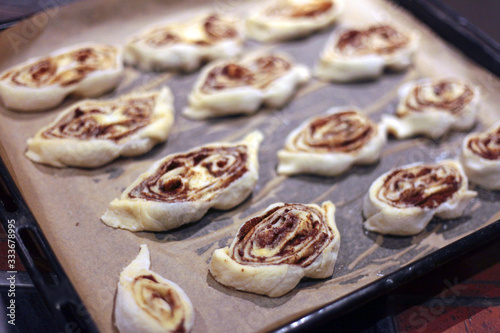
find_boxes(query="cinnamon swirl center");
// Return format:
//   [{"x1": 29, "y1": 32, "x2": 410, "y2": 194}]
[
  {"x1": 132, "y1": 275, "x2": 187, "y2": 332},
  {"x1": 378, "y1": 164, "x2": 462, "y2": 209},
  {"x1": 128, "y1": 146, "x2": 248, "y2": 202},
  {"x1": 42, "y1": 96, "x2": 155, "y2": 142},
  {"x1": 3, "y1": 46, "x2": 118, "y2": 88},
  {"x1": 291, "y1": 111, "x2": 376, "y2": 153},
  {"x1": 402, "y1": 80, "x2": 474, "y2": 115},
  {"x1": 231, "y1": 204, "x2": 334, "y2": 267},
  {"x1": 467, "y1": 125, "x2": 500, "y2": 160},
  {"x1": 335, "y1": 25, "x2": 409, "y2": 56}
]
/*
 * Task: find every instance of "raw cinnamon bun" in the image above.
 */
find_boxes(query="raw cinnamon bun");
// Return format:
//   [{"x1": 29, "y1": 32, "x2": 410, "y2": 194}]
[
  {"x1": 26, "y1": 88, "x2": 174, "y2": 168},
  {"x1": 184, "y1": 52, "x2": 310, "y2": 119},
  {"x1": 124, "y1": 14, "x2": 243, "y2": 72},
  {"x1": 245, "y1": 0, "x2": 343, "y2": 42},
  {"x1": 101, "y1": 131, "x2": 263, "y2": 231},
  {"x1": 314, "y1": 24, "x2": 418, "y2": 82},
  {"x1": 115, "y1": 245, "x2": 194, "y2": 333},
  {"x1": 383, "y1": 78, "x2": 480, "y2": 139},
  {"x1": 460, "y1": 122, "x2": 500, "y2": 190},
  {"x1": 363, "y1": 160, "x2": 476, "y2": 235},
  {"x1": 0, "y1": 43, "x2": 123, "y2": 111},
  {"x1": 278, "y1": 108, "x2": 386, "y2": 176},
  {"x1": 210, "y1": 201, "x2": 340, "y2": 297}
]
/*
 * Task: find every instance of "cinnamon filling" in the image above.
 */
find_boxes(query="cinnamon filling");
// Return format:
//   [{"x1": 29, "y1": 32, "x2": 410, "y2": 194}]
[
  {"x1": 401, "y1": 80, "x2": 474, "y2": 116},
  {"x1": 133, "y1": 275, "x2": 186, "y2": 333},
  {"x1": 336, "y1": 25, "x2": 409, "y2": 56},
  {"x1": 4, "y1": 46, "x2": 117, "y2": 88},
  {"x1": 291, "y1": 111, "x2": 376, "y2": 153},
  {"x1": 467, "y1": 125, "x2": 500, "y2": 160},
  {"x1": 202, "y1": 55, "x2": 291, "y2": 92},
  {"x1": 378, "y1": 164, "x2": 462, "y2": 209},
  {"x1": 128, "y1": 146, "x2": 248, "y2": 202},
  {"x1": 42, "y1": 96, "x2": 155, "y2": 142},
  {"x1": 231, "y1": 204, "x2": 334, "y2": 267}
]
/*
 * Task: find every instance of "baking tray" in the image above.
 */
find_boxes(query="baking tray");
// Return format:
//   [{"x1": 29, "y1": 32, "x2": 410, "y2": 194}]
[{"x1": 0, "y1": 0, "x2": 499, "y2": 332}]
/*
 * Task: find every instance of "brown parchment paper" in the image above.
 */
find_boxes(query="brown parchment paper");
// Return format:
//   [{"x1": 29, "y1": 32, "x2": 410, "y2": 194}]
[{"x1": 1, "y1": 0, "x2": 499, "y2": 332}]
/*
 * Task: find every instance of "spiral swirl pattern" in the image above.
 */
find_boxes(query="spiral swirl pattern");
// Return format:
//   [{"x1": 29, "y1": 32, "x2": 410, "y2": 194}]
[
  {"x1": 230, "y1": 203, "x2": 334, "y2": 267},
  {"x1": 128, "y1": 145, "x2": 248, "y2": 202},
  {"x1": 202, "y1": 55, "x2": 291, "y2": 92},
  {"x1": 42, "y1": 96, "x2": 155, "y2": 142},
  {"x1": 2, "y1": 45, "x2": 118, "y2": 88},
  {"x1": 399, "y1": 79, "x2": 474, "y2": 116},
  {"x1": 466, "y1": 124, "x2": 500, "y2": 160},
  {"x1": 377, "y1": 164, "x2": 462, "y2": 209},
  {"x1": 132, "y1": 274, "x2": 188, "y2": 332},
  {"x1": 290, "y1": 111, "x2": 376, "y2": 153},
  {"x1": 335, "y1": 25, "x2": 410, "y2": 57}
]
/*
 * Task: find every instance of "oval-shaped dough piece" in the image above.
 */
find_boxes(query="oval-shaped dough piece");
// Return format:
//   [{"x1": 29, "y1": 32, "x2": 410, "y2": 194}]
[
  {"x1": 115, "y1": 245, "x2": 194, "y2": 333},
  {"x1": 277, "y1": 107, "x2": 386, "y2": 176},
  {"x1": 383, "y1": 78, "x2": 480, "y2": 139},
  {"x1": 183, "y1": 52, "x2": 310, "y2": 119},
  {"x1": 314, "y1": 24, "x2": 418, "y2": 82},
  {"x1": 26, "y1": 88, "x2": 174, "y2": 168},
  {"x1": 0, "y1": 43, "x2": 123, "y2": 111},
  {"x1": 245, "y1": 0, "x2": 344, "y2": 42},
  {"x1": 363, "y1": 160, "x2": 477, "y2": 236},
  {"x1": 460, "y1": 122, "x2": 500, "y2": 190},
  {"x1": 101, "y1": 131, "x2": 263, "y2": 231},
  {"x1": 124, "y1": 13, "x2": 244, "y2": 72},
  {"x1": 210, "y1": 201, "x2": 340, "y2": 297}
]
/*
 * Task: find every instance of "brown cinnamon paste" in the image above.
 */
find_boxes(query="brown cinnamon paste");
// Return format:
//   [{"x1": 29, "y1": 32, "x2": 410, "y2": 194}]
[
  {"x1": 231, "y1": 204, "x2": 334, "y2": 267},
  {"x1": 467, "y1": 125, "x2": 500, "y2": 160},
  {"x1": 378, "y1": 164, "x2": 462, "y2": 209},
  {"x1": 336, "y1": 25, "x2": 409, "y2": 56},
  {"x1": 128, "y1": 145, "x2": 248, "y2": 202},
  {"x1": 4, "y1": 46, "x2": 118, "y2": 88},
  {"x1": 403, "y1": 80, "x2": 474, "y2": 115},
  {"x1": 42, "y1": 96, "x2": 155, "y2": 142},
  {"x1": 292, "y1": 111, "x2": 376, "y2": 153}
]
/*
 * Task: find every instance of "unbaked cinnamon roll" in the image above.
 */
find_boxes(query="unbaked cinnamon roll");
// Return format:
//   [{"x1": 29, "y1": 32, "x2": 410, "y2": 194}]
[
  {"x1": 184, "y1": 52, "x2": 310, "y2": 119},
  {"x1": 101, "y1": 131, "x2": 263, "y2": 231},
  {"x1": 363, "y1": 160, "x2": 476, "y2": 235},
  {"x1": 278, "y1": 108, "x2": 386, "y2": 176},
  {"x1": 245, "y1": 0, "x2": 343, "y2": 42},
  {"x1": 0, "y1": 43, "x2": 123, "y2": 111},
  {"x1": 460, "y1": 122, "x2": 500, "y2": 190},
  {"x1": 314, "y1": 24, "x2": 418, "y2": 82},
  {"x1": 115, "y1": 245, "x2": 194, "y2": 333},
  {"x1": 124, "y1": 13, "x2": 243, "y2": 72},
  {"x1": 383, "y1": 78, "x2": 480, "y2": 139},
  {"x1": 25, "y1": 88, "x2": 174, "y2": 168},
  {"x1": 209, "y1": 201, "x2": 340, "y2": 297}
]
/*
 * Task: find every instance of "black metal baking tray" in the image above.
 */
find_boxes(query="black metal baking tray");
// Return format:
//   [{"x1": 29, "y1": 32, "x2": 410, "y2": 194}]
[{"x1": 0, "y1": 0, "x2": 499, "y2": 332}]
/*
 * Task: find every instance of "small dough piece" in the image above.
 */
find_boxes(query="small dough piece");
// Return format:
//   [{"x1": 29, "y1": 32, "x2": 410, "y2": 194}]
[
  {"x1": 124, "y1": 14, "x2": 243, "y2": 72},
  {"x1": 102, "y1": 131, "x2": 263, "y2": 231},
  {"x1": 184, "y1": 52, "x2": 310, "y2": 119},
  {"x1": 363, "y1": 160, "x2": 477, "y2": 236},
  {"x1": 245, "y1": 0, "x2": 344, "y2": 42},
  {"x1": 115, "y1": 245, "x2": 194, "y2": 333},
  {"x1": 383, "y1": 78, "x2": 480, "y2": 139},
  {"x1": 0, "y1": 43, "x2": 123, "y2": 111},
  {"x1": 26, "y1": 88, "x2": 174, "y2": 168},
  {"x1": 314, "y1": 25, "x2": 418, "y2": 82},
  {"x1": 460, "y1": 122, "x2": 500, "y2": 190},
  {"x1": 210, "y1": 201, "x2": 340, "y2": 297},
  {"x1": 277, "y1": 108, "x2": 386, "y2": 176}
]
